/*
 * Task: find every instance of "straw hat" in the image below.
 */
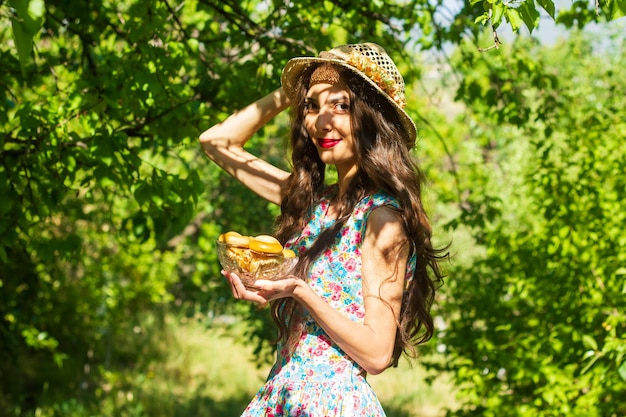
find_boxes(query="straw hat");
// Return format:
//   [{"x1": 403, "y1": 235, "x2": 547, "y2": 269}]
[{"x1": 281, "y1": 43, "x2": 417, "y2": 147}]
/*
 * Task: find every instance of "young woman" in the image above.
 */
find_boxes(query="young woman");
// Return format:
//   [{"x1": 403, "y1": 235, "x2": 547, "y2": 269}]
[{"x1": 199, "y1": 43, "x2": 446, "y2": 416}]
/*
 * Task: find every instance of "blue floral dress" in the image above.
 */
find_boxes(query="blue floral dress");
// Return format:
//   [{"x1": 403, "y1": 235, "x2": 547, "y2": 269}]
[{"x1": 241, "y1": 190, "x2": 416, "y2": 417}]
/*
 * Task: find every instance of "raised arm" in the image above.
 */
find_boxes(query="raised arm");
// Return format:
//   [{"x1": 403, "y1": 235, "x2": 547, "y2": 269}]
[{"x1": 199, "y1": 87, "x2": 292, "y2": 205}]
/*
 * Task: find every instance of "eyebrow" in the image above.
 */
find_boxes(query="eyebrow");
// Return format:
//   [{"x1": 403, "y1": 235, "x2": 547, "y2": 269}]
[{"x1": 305, "y1": 92, "x2": 350, "y2": 103}]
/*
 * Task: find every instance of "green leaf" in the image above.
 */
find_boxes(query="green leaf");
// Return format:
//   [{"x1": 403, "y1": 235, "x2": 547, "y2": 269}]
[
  {"x1": 619, "y1": 360, "x2": 626, "y2": 381},
  {"x1": 505, "y1": 7, "x2": 524, "y2": 31},
  {"x1": 580, "y1": 351, "x2": 601, "y2": 374},
  {"x1": 0, "y1": 246, "x2": 8, "y2": 264},
  {"x1": 520, "y1": 0, "x2": 541, "y2": 33},
  {"x1": 133, "y1": 182, "x2": 151, "y2": 207},
  {"x1": 582, "y1": 335, "x2": 598, "y2": 351},
  {"x1": 8, "y1": 0, "x2": 45, "y2": 75},
  {"x1": 537, "y1": 0, "x2": 556, "y2": 19},
  {"x1": 9, "y1": 19, "x2": 34, "y2": 75},
  {"x1": 492, "y1": 2, "x2": 506, "y2": 28},
  {"x1": 475, "y1": 12, "x2": 491, "y2": 25},
  {"x1": 9, "y1": 0, "x2": 45, "y2": 33},
  {"x1": 608, "y1": 0, "x2": 626, "y2": 20},
  {"x1": 53, "y1": 352, "x2": 68, "y2": 368}
]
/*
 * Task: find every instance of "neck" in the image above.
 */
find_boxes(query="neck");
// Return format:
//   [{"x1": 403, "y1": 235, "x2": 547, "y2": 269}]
[{"x1": 336, "y1": 165, "x2": 358, "y2": 199}]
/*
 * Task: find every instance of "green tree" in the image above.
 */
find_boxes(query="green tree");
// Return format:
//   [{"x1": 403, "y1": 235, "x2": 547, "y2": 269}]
[{"x1": 426, "y1": 30, "x2": 626, "y2": 416}]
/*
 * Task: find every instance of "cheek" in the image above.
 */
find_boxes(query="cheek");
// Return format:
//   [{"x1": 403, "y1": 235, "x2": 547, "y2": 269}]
[
  {"x1": 303, "y1": 117, "x2": 316, "y2": 136},
  {"x1": 335, "y1": 115, "x2": 352, "y2": 135}
]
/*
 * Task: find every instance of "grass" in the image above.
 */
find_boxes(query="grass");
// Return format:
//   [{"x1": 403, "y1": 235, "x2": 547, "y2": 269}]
[
  {"x1": 118, "y1": 314, "x2": 271, "y2": 417},
  {"x1": 370, "y1": 359, "x2": 457, "y2": 417},
  {"x1": 135, "y1": 313, "x2": 456, "y2": 417},
  {"x1": 31, "y1": 312, "x2": 456, "y2": 416}
]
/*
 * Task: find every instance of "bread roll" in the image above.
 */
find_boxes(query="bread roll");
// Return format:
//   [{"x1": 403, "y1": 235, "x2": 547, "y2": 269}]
[
  {"x1": 249, "y1": 235, "x2": 283, "y2": 254},
  {"x1": 220, "y1": 231, "x2": 251, "y2": 247}
]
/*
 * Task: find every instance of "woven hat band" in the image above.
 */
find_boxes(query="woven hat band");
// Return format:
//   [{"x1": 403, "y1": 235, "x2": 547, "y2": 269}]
[{"x1": 316, "y1": 46, "x2": 407, "y2": 109}]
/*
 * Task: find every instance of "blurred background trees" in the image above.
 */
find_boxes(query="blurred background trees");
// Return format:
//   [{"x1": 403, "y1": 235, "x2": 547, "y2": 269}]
[{"x1": 1, "y1": 0, "x2": 624, "y2": 416}]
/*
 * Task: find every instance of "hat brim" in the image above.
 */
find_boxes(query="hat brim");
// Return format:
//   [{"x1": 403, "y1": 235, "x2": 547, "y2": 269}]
[{"x1": 281, "y1": 57, "x2": 417, "y2": 148}]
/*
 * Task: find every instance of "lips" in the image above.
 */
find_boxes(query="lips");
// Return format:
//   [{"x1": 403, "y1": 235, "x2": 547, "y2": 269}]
[{"x1": 317, "y1": 138, "x2": 341, "y2": 149}]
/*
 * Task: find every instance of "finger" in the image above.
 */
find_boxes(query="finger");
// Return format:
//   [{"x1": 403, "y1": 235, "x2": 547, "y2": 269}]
[
  {"x1": 225, "y1": 272, "x2": 271, "y2": 305},
  {"x1": 222, "y1": 270, "x2": 243, "y2": 298},
  {"x1": 229, "y1": 278, "x2": 240, "y2": 299},
  {"x1": 253, "y1": 279, "x2": 272, "y2": 290},
  {"x1": 230, "y1": 273, "x2": 249, "y2": 299},
  {"x1": 254, "y1": 277, "x2": 297, "y2": 293}
]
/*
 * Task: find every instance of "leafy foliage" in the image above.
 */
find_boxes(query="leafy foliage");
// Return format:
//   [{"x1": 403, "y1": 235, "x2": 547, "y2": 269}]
[{"x1": 427, "y1": 31, "x2": 626, "y2": 416}]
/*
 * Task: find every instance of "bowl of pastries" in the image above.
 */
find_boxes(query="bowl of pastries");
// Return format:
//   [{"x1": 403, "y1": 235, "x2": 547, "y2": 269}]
[{"x1": 216, "y1": 231, "x2": 298, "y2": 289}]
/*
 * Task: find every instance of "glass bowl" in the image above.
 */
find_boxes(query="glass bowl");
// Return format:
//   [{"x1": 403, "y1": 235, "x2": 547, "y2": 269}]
[{"x1": 216, "y1": 240, "x2": 298, "y2": 289}]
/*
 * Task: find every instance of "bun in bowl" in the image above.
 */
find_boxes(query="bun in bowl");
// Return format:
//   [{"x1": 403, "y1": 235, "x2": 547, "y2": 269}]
[
  {"x1": 219, "y1": 231, "x2": 251, "y2": 247},
  {"x1": 216, "y1": 231, "x2": 298, "y2": 289},
  {"x1": 249, "y1": 235, "x2": 283, "y2": 254}
]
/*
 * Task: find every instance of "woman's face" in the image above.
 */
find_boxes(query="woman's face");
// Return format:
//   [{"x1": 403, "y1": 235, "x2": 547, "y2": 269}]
[{"x1": 304, "y1": 82, "x2": 358, "y2": 179}]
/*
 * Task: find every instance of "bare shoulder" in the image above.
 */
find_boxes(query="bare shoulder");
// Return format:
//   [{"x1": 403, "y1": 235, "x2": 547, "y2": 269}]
[
  {"x1": 366, "y1": 206, "x2": 406, "y2": 238},
  {"x1": 362, "y1": 205, "x2": 408, "y2": 298},
  {"x1": 364, "y1": 205, "x2": 408, "y2": 253}
]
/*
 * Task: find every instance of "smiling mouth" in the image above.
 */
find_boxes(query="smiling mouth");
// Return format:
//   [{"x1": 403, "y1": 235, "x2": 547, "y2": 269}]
[{"x1": 317, "y1": 138, "x2": 341, "y2": 149}]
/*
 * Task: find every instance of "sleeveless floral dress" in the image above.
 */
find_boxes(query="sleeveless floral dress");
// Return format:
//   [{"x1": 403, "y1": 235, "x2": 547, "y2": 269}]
[{"x1": 241, "y1": 190, "x2": 416, "y2": 417}]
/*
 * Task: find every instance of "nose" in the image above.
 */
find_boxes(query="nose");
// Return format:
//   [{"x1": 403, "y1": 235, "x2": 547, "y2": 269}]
[{"x1": 314, "y1": 108, "x2": 333, "y2": 132}]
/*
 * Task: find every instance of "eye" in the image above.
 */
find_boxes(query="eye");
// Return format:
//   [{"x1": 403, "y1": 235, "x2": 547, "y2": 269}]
[
  {"x1": 334, "y1": 102, "x2": 350, "y2": 113},
  {"x1": 304, "y1": 100, "x2": 319, "y2": 113}
]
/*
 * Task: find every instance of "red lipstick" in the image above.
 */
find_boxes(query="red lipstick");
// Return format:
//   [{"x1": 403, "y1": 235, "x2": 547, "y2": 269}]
[{"x1": 317, "y1": 138, "x2": 341, "y2": 149}]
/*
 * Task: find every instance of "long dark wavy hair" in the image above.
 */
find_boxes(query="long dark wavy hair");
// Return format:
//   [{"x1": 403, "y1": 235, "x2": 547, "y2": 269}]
[{"x1": 272, "y1": 63, "x2": 447, "y2": 367}]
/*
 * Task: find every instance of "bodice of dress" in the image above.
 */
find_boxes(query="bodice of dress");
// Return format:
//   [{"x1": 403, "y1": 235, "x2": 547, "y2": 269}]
[{"x1": 272, "y1": 190, "x2": 417, "y2": 382}]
